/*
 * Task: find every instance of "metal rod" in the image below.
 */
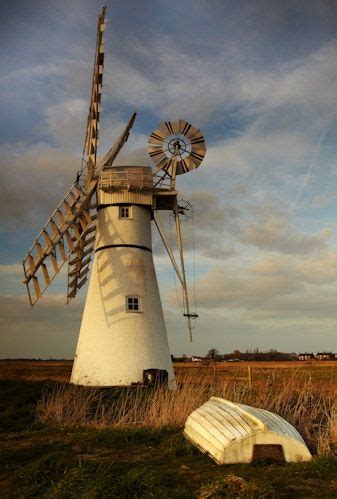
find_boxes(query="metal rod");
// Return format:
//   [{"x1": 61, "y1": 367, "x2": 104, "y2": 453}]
[
  {"x1": 174, "y1": 207, "x2": 193, "y2": 342},
  {"x1": 170, "y1": 157, "x2": 177, "y2": 190},
  {"x1": 153, "y1": 212, "x2": 184, "y2": 285}
]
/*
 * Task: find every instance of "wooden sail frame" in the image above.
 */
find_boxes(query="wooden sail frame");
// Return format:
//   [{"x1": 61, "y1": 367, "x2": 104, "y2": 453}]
[
  {"x1": 99, "y1": 111, "x2": 137, "y2": 170},
  {"x1": 65, "y1": 5, "x2": 105, "y2": 302},
  {"x1": 83, "y1": 6, "x2": 106, "y2": 185},
  {"x1": 23, "y1": 180, "x2": 97, "y2": 305},
  {"x1": 66, "y1": 112, "x2": 138, "y2": 302}
]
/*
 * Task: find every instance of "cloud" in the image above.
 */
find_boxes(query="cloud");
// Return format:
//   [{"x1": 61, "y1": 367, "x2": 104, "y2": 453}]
[
  {"x1": 236, "y1": 40, "x2": 337, "y2": 121},
  {"x1": 0, "y1": 294, "x2": 83, "y2": 358},
  {"x1": 248, "y1": 289, "x2": 337, "y2": 320},
  {"x1": 240, "y1": 205, "x2": 331, "y2": 254},
  {"x1": 189, "y1": 191, "x2": 240, "y2": 231},
  {"x1": 186, "y1": 192, "x2": 240, "y2": 259},
  {"x1": 0, "y1": 111, "x2": 145, "y2": 231},
  {"x1": 0, "y1": 264, "x2": 24, "y2": 296},
  {"x1": 104, "y1": 35, "x2": 337, "y2": 132},
  {"x1": 43, "y1": 98, "x2": 87, "y2": 148},
  {"x1": 151, "y1": 191, "x2": 241, "y2": 260},
  {"x1": 192, "y1": 249, "x2": 337, "y2": 324},
  {"x1": 153, "y1": 191, "x2": 332, "y2": 266},
  {"x1": 313, "y1": 195, "x2": 329, "y2": 208},
  {"x1": 204, "y1": 130, "x2": 313, "y2": 175},
  {"x1": 0, "y1": 264, "x2": 22, "y2": 275},
  {"x1": 195, "y1": 264, "x2": 304, "y2": 311},
  {"x1": 0, "y1": 143, "x2": 78, "y2": 229},
  {"x1": 2, "y1": 1, "x2": 337, "y2": 358}
]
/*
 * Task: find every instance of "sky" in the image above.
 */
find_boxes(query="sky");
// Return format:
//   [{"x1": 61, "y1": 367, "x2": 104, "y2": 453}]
[{"x1": 1, "y1": 0, "x2": 337, "y2": 357}]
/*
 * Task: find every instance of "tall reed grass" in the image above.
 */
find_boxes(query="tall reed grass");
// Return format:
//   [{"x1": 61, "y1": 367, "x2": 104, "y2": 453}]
[{"x1": 36, "y1": 370, "x2": 337, "y2": 454}]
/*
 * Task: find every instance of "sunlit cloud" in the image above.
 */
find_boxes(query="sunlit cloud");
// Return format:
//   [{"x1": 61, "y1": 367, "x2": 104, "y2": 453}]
[{"x1": 1, "y1": 0, "x2": 337, "y2": 356}]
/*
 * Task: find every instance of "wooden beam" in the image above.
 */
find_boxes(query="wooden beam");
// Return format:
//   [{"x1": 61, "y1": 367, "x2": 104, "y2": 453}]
[
  {"x1": 41, "y1": 263, "x2": 51, "y2": 286},
  {"x1": 32, "y1": 276, "x2": 42, "y2": 301}
]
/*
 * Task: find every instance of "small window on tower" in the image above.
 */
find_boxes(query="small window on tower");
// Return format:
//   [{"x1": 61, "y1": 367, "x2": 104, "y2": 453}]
[
  {"x1": 119, "y1": 206, "x2": 131, "y2": 219},
  {"x1": 126, "y1": 296, "x2": 141, "y2": 312}
]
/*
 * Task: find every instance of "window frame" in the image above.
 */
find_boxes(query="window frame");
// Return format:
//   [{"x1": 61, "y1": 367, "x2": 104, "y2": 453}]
[
  {"x1": 119, "y1": 205, "x2": 132, "y2": 219},
  {"x1": 126, "y1": 296, "x2": 142, "y2": 313}
]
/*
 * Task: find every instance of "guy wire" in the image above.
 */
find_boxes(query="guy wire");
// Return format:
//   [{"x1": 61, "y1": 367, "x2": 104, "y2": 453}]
[
  {"x1": 191, "y1": 204, "x2": 197, "y2": 330},
  {"x1": 169, "y1": 213, "x2": 184, "y2": 314}
]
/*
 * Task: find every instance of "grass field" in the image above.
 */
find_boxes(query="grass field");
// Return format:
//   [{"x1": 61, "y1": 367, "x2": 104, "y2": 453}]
[
  {"x1": 1, "y1": 360, "x2": 337, "y2": 497},
  {"x1": 2, "y1": 359, "x2": 337, "y2": 384}
]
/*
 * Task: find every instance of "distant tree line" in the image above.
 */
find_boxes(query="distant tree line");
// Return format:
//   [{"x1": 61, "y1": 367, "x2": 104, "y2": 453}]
[
  {"x1": 208, "y1": 348, "x2": 297, "y2": 362},
  {"x1": 172, "y1": 348, "x2": 298, "y2": 362}
]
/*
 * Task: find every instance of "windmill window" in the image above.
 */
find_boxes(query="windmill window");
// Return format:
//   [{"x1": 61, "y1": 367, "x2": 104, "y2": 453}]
[
  {"x1": 126, "y1": 296, "x2": 141, "y2": 312},
  {"x1": 119, "y1": 206, "x2": 131, "y2": 219}
]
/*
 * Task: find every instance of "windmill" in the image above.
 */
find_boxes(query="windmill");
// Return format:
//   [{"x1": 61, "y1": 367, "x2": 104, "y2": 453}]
[{"x1": 22, "y1": 7, "x2": 206, "y2": 388}]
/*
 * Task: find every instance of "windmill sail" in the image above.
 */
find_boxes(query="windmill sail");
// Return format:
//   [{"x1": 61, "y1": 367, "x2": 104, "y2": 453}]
[
  {"x1": 22, "y1": 7, "x2": 107, "y2": 306},
  {"x1": 22, "y1": 5, "x2": 138, "y2": 305},
  {"x1": 65, "y1": 188, "x2": 97, "y2": 301},
  {"x1": 64, "y1": 4, "x2": 137, "y2": 302},
  {"x1": 83, "y1": 6, "x2": 106, "y2": 185},
  {"x1": 23, "y1": 180, "x2": 97, "y2": 305},
  {"x1": 65, "y1": 6, "x2": 106, "y2": 301},
  {"x1": 99, "y1": 111, "x2": 137, "y2": 169},
  {"x1": 66, "y1": 112, "x2": 137, "y2": 301}
]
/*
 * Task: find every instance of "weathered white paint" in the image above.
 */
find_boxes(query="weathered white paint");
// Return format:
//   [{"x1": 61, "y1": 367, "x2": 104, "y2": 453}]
[
  {"x1": 184, "y1": 397, "x2": 312, "y2": 464},
  {"x1": 71, "y1": 173, "x2": 175, "y2": 388}
]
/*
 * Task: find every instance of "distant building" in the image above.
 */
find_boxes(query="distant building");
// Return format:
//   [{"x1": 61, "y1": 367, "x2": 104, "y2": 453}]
[
  {"x1": 191, "y1": 356, "x2": 203, "y2": 362},
  {"x1": 316, "y1": 352, "x2": 335, "y2": 361},
  {"x1": 298, "y1": 353, "x2": 315, "y2": 361}
]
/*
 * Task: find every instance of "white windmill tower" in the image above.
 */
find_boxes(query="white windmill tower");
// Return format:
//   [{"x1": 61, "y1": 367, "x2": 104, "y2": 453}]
[{"x1": 22, "y1": 7, "x2": 206, "y2": 388}]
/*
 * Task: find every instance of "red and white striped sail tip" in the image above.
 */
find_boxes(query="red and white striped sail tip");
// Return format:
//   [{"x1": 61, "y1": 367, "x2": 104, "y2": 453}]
[{"x1": 148, "y1": 119, "x2": 206, "y2": 175}]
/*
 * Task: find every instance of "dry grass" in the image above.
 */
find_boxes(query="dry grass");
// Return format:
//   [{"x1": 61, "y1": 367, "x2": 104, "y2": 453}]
[
  {"x1": 37, "y1": 370, "x2": 337, "y2": 455},
  {"x1": 0, "y1": 360, "x2": 72, "y2": 382},
  {"x1": 2, "y1": 359, "x2": 337, "y2": 383}
]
